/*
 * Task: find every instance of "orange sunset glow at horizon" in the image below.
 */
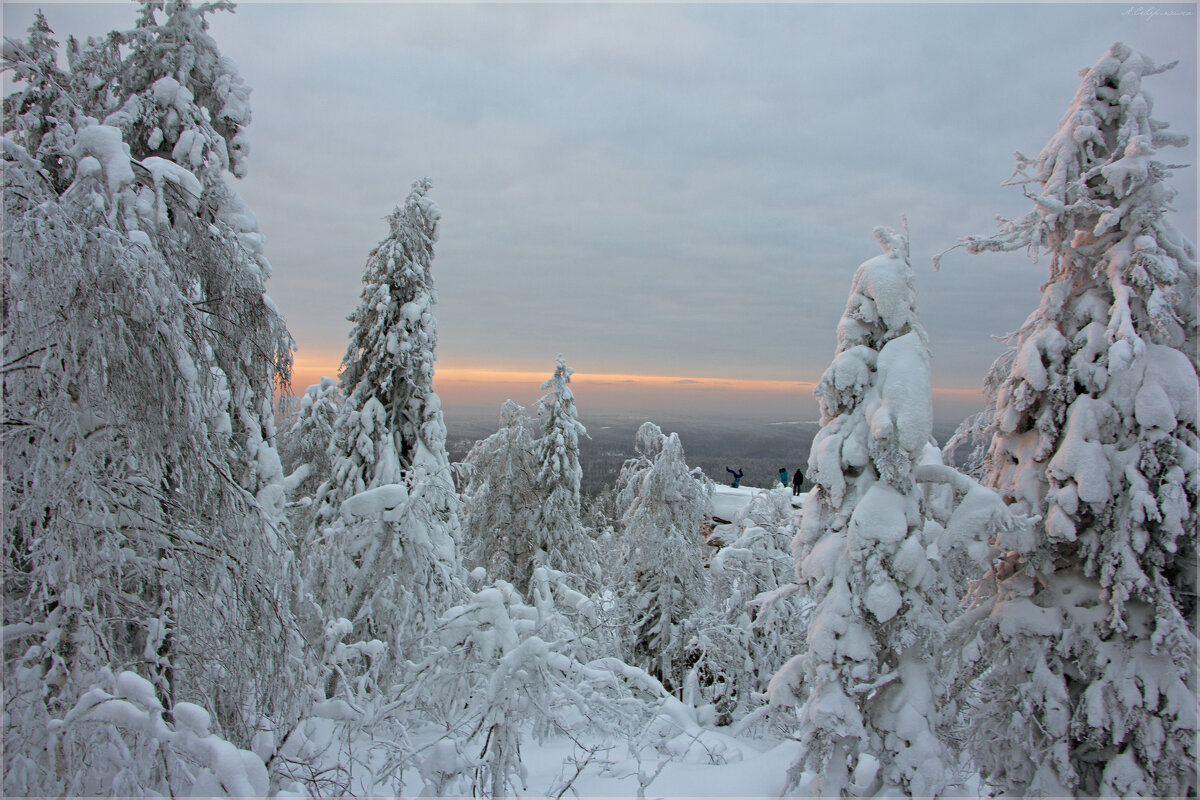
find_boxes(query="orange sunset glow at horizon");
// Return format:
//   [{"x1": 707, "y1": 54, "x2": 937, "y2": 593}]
[
  {"x1": 288, "y1": 358, "x2": 821, "y2": 397},
  {"x1": 286, "y1": 356, "x2": 984, "y2": 420}
]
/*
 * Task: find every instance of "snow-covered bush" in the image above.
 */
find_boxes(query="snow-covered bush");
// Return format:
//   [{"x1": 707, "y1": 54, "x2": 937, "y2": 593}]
[
  {"x1": 700, "y1": 488, "x2": 810, "y2": 727},
  {"x1": 405, "y1": 568, "x2": 656, "y2": 798},
  {"x1": 938, "y1": 43, "x2": 1198, "y2": 797},
  {"x1": 727, "y1": 489, "x2": 808, "y2": 683},
  {"x1": 616, "y1": 422, "x2": 713, "y2": 694},
  {"x1": 5, "y1": 669, "x2": 269, "y2": 797}
]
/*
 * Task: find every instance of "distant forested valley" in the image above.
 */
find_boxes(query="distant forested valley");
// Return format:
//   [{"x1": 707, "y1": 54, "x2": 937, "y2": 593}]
[{"x1": 446, "y1": 408, "x2": 967, "y2": 494}]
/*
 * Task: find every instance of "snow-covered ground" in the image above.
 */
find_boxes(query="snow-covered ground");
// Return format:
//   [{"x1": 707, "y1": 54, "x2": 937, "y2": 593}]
[
  {"x1": 272, "y1": 712, "x2": 999, "y2": 798},
  {"x1": 517, "y1": 733, "x2": 804, "y2": 798},
  {"x1": 278, "y1": 716, "x2": 808, "y2": 797}
]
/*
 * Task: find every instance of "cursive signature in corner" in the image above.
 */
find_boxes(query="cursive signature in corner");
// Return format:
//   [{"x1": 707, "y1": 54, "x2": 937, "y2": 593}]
[{"x1": 1123, "y1": 5, "x2": 1196, "y2": 19}]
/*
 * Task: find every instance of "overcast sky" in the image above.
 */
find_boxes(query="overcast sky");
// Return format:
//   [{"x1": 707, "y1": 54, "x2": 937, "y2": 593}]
[{"x1": 4, "y1": 1, "x2": 1198, "y2": 420}]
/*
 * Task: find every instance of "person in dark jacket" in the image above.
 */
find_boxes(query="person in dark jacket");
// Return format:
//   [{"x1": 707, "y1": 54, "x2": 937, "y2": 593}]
[
  {"x1": 726, "y1": 467, "x2": 743, "y2": 488},
  {"x1": 791, "y1": 468, "x2": 804, "y2": 496}
]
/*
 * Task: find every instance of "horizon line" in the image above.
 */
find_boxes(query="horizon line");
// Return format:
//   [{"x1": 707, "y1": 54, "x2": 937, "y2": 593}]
[{"x1": 287, "y1": 360, "x2": 983, "y2": 399}]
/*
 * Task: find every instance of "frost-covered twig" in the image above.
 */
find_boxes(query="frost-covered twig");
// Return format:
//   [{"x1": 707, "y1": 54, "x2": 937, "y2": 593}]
[{"x1": 548, "y1": 729, "x2": 613, "y2": 800}]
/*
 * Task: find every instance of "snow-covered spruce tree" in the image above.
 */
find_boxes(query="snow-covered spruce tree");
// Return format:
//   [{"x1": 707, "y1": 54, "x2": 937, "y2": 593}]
[
  {"x1": 938, "y1": 43, "x2": 1198, "y2": 797},
  {"x1": 308, "y1": 179, "x2": 462, "y2": 691},
  {"x1": 460, "y1": 399, "x2": 538, "y2": 583},
  {"x1": 460, "y1": 357, "x2": 594, "y2": 595},
  {"x1": 1, "y1": 10, "x2": 82, "y2": 194},
  {"x1": 3, "y1": 4, "x2": 301, "y2": 794},
  {"x1": 770, "y1": 228, "x2": 953, "y2": 797},
  {"x1": 529, "y1": 355, "x2": 598, "y2": 591},
  {"x1": 107, "y1": 0, "x2": 255, "y2": 180},
  {"x1": 616, "y1": 422, "x2": 713, "y2": 693},
  {"x1": 279, "y1": 377, "x2": 343, "y2": 528}
]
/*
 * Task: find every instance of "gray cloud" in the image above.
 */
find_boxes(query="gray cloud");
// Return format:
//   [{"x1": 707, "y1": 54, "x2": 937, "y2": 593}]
[{"x1": 5, "y1": 2, "x2": 1196, "y2": 403}]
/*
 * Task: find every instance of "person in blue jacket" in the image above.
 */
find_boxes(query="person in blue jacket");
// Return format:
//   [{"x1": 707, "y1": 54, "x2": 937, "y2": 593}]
[
  {"x1": 778, "y1": 467, "x2": 788, "y2": 487},
  {"x1": 726, "y1": 467, "x2": 743, "y2": 488}
]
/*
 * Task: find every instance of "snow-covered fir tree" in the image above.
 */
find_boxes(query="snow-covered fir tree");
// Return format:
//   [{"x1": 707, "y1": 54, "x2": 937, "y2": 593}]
[
  {"x1": 109, "y1": 0, "x2": 255, "y2": 180},
  {"x1": 307, "y1": 179, "x2": 462, "y2": 690},
  {"x1": 460, "y1": 399, "x2": 539, "y2": 583},
  {"x1": 460, "y1": 357, "x2": 594, "y2": 595},
  {"x1": 278, "y1": 381, "x2": 340, "y2": 494},
  {"x1": 616, "y1": 422, "x2": 713, "y2": 693},
  {"x1": 529, "y1": 355, "x2": 597, "y2": 590},
  {"x1": 938, "y1": 43, "x2": 1198, "y2": 797},
  {"x1": 279, "y1": 377, "x2": 343, "y2": 528},
  {"x1": 3, "y1": 4, "x2": 301, "y2": 794},
  {"x1": 281, "y1": 377, "x2": 343, "y2": 488},
  {"x1": 771, "y1": 227, "x2": 955, "y2": 797},
  {"x1": 1, "y1": 10, "x2": 79, "y2": 193}
]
